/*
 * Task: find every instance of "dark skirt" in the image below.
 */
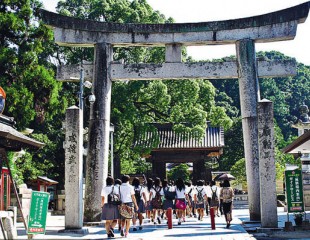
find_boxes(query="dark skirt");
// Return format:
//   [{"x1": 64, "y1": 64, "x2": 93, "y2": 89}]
[
  {"x1": 223, "y1": 201, "x2": 232, "y2": 214},
  {"x1": 163, "y1": 199, "x2": 174, "y2": 210},
  {"x1": 101, "y1": 203, "x2": 120, "y2": 220},
  {"x1": 120, "y1": 202, "x2": 134, "y2": 220},
  {"x1": 146, "y1": 201, "x2": 152, "y2": 211},
  {"x1": 136, "y1": 201, "x2": 145, "y2": 214},
  {"x1": 195, "y1": 202, "x2": 205, "y2": 209}
]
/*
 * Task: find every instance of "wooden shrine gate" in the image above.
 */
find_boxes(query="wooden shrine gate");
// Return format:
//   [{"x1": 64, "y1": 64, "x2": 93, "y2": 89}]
[{"x1": 133, "y1": 123, "x2": 225, "y2": 183}]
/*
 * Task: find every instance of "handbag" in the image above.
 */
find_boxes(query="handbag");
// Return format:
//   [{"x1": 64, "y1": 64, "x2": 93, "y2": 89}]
[
  {"x1": 108, "y1": 186, "x2": 122, "y2": 205},
  {"x1": 117, "y1": 188, "x2": 134, "y2": 218},
  {"x1": 118, "y1": 203, "x2": 134, "y2": 219},
  {"x1": 175, "y1": 199, "x2": 186, "y2": 210}
]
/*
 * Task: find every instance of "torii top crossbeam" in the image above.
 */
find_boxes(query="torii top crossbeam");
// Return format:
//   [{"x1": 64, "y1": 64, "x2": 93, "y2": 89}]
[{"x1": 40, "y1": 2, "x2": 310, "y2": 47}]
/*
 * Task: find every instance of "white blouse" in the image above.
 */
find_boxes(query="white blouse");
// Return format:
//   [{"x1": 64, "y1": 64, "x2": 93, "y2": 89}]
[
  {"x1": 119, "y1": 182, "x2": 135, "y2": 203},
  {"x1": 175, "y1": 187, "x2": 188, "y2": 199},
  {"x1": 101, "y1": 185, "x2": 120, "y2": 203}
]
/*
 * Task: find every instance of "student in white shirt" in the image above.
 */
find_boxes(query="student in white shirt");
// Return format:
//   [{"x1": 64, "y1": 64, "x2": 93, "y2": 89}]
[
  {"x1": 101, "y1": 176, "x2": 119, "y2": 238},
  {"x1": 132, "y1": 177, "x2": 147, "y2": 231},
  {"x1": 175, "y1": 178, "x2": 191, "y2": 225},
  {"x1": 119, "y1": 175, "x2": 139, "y2": 238}
]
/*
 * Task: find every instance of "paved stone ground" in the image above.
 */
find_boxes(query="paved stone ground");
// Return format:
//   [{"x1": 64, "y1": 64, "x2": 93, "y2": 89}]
[
  {"x1": 16, "y1": 209, "x2": 256, "y2": 240},
  {"x1": 15, "y1": 207, "x2": 310, "y2": 239}
]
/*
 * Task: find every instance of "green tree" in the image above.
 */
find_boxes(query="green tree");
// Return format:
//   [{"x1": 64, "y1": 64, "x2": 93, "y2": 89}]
[
  {"x1": 57, "y1": 0, "x2": 232, "y2": 175},
  {"x1": 167, "y1": 164, "x2": 190, "y2": 182},
  {"x1": 230, "y1": 158, "x2": 247, "y2": 187},
  {"x1": 0, "y1": 0, "x2": 68, "y2": 184}
]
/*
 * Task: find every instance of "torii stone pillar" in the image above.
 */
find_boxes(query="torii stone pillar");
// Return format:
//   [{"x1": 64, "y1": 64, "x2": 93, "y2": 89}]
[
  {"x1": 258, "y1": 99, "x2": 278, "y2": 228},
  {"x1": 84, "y1": 43, "x2": 112, "y2": 222},
  {"x1": 236, "y1": 39, "x2": 261, "y2": 220}
]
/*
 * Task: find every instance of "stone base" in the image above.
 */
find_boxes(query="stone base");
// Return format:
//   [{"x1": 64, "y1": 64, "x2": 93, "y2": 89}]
[
  {"x1": 256, "y1": 227, "x2": 282, "y2": 234},
  {"x1": 284, "y1": 221, "x2": 294, "y2": 231},
  {"x1": 58, "y1": 228, "x2": 89, "y2": 235},
  {"x1": 83, "y1": 221, "x2": 103, "y2": 226}
]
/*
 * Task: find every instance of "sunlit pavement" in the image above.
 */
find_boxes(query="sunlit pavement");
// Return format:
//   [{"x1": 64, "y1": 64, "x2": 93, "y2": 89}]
[{"x1": 17, "y1": 209, "x2": 257, "y2": 240}]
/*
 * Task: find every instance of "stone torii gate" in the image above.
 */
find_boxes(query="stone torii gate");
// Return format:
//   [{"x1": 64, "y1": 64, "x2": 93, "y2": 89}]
[{"x1": 40, "y1": 2, "x2": 309, "y2": 225}]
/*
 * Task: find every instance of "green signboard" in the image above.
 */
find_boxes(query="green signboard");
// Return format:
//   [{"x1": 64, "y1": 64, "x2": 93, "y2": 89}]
[
  {"x1": 27, "y1": 191, "x2": 50, "y2": 234},
  {"x1": 285, "y1": 169, "x2": 304, "y2": 213}
]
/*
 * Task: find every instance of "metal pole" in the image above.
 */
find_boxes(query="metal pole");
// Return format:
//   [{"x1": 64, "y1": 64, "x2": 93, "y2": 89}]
[
  {"x1": 79, "y1": 68, "x2": 84, "y2": 110},
  {"x1": 110, "y1": 131, "x2": 114, "y2": 177}
]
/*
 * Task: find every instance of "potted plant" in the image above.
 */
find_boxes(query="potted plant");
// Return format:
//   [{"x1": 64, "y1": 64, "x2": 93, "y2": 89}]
[{"x1": 294, "y1": 212, "x2": 304, "y2": 226}]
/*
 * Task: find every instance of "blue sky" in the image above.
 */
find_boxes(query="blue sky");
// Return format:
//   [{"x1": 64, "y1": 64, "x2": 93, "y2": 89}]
[{"x1": 41, "y1": 0, "x2": 310, "y2": 65}]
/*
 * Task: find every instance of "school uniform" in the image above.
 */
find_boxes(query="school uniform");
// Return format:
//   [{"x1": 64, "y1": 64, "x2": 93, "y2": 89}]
[{"x1": 101, "y1": 185, "x2": 120, "y2": 220}]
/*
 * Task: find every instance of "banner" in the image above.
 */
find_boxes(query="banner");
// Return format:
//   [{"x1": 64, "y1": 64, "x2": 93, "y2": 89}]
[
  {"x1": 27, "y1": 191, "x2": 50, "y2": 234},
  {"x1": 285, "y1": 169, "x2": 304, "y2": 213}
]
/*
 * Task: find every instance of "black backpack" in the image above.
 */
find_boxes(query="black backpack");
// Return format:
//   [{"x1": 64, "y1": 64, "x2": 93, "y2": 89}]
[
  {"x1": 196, "y1": 188, "x2": 204, "y2": 204},
  {"x1": 151, "y1": 187, "x2": 162, "y2": 209},
  {"x1": 164, "y1": 187, "x2": 176, "y2": 200},
  {"x1": 108, "y1": 186, "x2": 122, "y2": 205},
  {"x1": 210, "y1": 187, "x2": 219, "y2": 207},
  {"x1": 134, "y1": 186, "x2": 142, "y2": 203}
]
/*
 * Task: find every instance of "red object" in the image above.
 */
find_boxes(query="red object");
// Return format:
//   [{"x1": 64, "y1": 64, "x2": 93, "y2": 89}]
[
  {"x1": 167, "y1": 207, "x2": 173, "y2": 229},
  {"x1": 0, "y1": 168, "x2": 11, "y2": 210},
  {"x1": 175, "y1": 199, "x2": 186, "y2": 210},
  {"x1": 210, "y1": 207, "x2": 216, "y2": 230}
]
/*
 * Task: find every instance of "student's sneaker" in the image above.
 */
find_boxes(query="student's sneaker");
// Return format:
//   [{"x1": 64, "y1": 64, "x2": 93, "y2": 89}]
[
  {"x1": 193, "y1": 214, "x2": 197, "y2": 218},
  {"x1": 198, "y1": 215, "x2": 200, "y2": 221},
  {"x1": 178, "y1": 221, "x2": 181, "y2": 225},
  {"x1": 139, "y1": 226, "x2": 143, "y2": 230},
  {"x1": 132, "y1": 227, "x2": 137, "y2": 231},
  {"x1": 110, "y1": 228, "x2": 115, "y2": 238},
  {"x1": 120, "y1": 229, "x2": 124, "y2": 237},
  {"x1": 157, "y1": 217, "x2": 161, "y2": 224}
]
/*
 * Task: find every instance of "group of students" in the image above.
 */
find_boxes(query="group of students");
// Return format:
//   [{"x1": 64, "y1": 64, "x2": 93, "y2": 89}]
[{"x1": 101, "y1": 175, "x2": 234, "y2": 238}]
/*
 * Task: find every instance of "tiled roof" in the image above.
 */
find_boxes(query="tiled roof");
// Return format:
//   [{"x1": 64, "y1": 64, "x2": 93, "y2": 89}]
[
  {"x1": 134, "y1": 123, "x2": 224, "y2": 150},
  {"x1": 0, "y1": 123, "x2": 44, "y2": 151}
]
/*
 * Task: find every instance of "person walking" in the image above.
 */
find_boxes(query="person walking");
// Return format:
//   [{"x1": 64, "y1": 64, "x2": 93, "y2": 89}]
[
  {"x1": 162, "y1": 179, "x2": 175, "y2": 221},
  {"x1": 175, "y1": 178, "x2": 190, "y2": 225},
  {"x1": 132, "y1": 177, "x2": 147, "y2": 231},
  {"x1": 119, "y1": 175, "x2": 139, "y2": 238},
  {"x1": 185, "y1": 181, "x2": 195, "y2": 217},
  {"x1": 114, "y1": 178, "x2": 122, "y2": 232},
  {"x1": 101, "y1": 176, "x2": 120, "y2": 238},
  {"x1": 210, "y1": 180, "x2": 220, "y2": 217},
  {"x1": 205, "y1": 181, "x2": 212, "y2": 216},
  {"x1": 194, "y1": 180, "x2": 207, "y2": 221},
  {"x1": 145, "y1": 178, "x2": 153, "y2": 220},
  {"x1": 150, "y1": 177, "x2": 164, "y2": 224},
  {"x1": 220, "y1": 179, "x2": 234, "y2": 228}
]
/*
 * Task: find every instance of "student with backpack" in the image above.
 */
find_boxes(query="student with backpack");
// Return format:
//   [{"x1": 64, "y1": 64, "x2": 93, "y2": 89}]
[
  {"x1": 210, "y1": 180, "x2": 220, "y2": 217},
  {"x1": 205, "y1": 181, "x2": 212, "y2": 216},
  {"x1": 185, "y1": 181, "x2": 195, "y2": 217},
  {"x1": 194, "y1": 180, "x2": 207, "y2": 221},
  {"x1": 162, "y1": 179, "x2": 176, "y2": 221},
  {"x1": 101, "y1": 176, "x2": 120, "y2": 238},
  {"x1": 220, "y1": 179, "x2": 234, "y2": 228},
  {"x1": 149, "y1": 177, "x2": 164, "y2": 224},
  {"x1": 145, "y1": 178, "x2": 154, "y2": 220},
  {"x1": 132, "y1": 177, "x2": 147, "y2": 231}
]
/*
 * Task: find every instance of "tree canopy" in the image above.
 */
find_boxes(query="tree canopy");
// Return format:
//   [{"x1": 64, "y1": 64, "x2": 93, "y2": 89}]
[{"x1": 0, "y1": 0, "x2": 308, "y2": 186}]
